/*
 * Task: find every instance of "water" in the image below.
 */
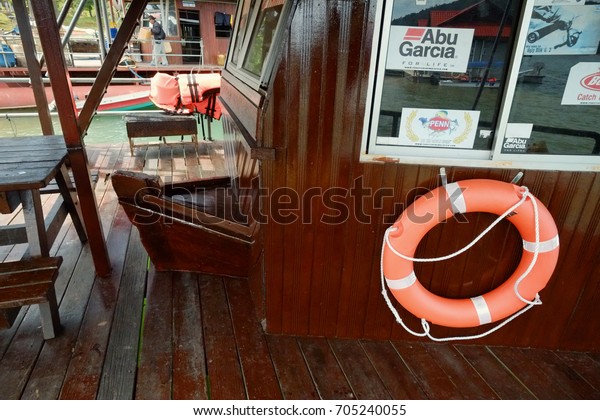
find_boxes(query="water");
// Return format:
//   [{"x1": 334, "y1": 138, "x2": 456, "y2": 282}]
[
  {"x1": 509, "y1": 55, "x2": 599, "y2": 155},
  {"x1": 0, "y1": 112, "x2": 224, "y2": 146},
  {"x1": 0, "y1": 113, "x2": 132, "y2": 145}
]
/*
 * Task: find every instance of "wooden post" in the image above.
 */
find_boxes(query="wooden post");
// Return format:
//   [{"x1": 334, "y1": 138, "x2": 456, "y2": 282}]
[
  {"x1": 30, "y1": 0, "x2": 111, "y2": 277},
  {"x1": 19, "y1": 189, "x2": 50, "y2": 257},
  {"x1": 12, "y1": 0, "x2": 54, "y2": 135}
]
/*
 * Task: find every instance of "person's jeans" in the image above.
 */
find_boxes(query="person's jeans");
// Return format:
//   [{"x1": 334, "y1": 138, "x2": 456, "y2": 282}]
[{"x1": 151, "y1": 40, "x2": 168, "y2": 65}]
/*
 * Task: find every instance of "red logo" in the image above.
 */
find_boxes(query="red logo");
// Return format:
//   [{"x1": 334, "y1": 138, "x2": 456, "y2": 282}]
[
  {"x1": 403, "y1": 28, "x2": 426, "y2": 41},
  {"x1": 428, "y1": 116, "x2": 451, "y2": 131},
  {"x1": 580, "y1": 72, "x2": 600, "y2": 91}
]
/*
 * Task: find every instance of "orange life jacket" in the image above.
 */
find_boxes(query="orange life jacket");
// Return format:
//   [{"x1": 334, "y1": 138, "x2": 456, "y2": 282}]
[{"x1": 149, "y1": 72, "x2": 222, "y2": 119}]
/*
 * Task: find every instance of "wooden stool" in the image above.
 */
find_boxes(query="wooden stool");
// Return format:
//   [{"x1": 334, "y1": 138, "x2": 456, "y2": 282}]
[{"x1": 0, "y1": 256, "x2": 63, "y2": 339}]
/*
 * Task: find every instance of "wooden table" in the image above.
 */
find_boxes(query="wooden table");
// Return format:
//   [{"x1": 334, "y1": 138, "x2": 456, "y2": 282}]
[{"x1": 0, "y1": 135, "x2": 87, "y2": 257}]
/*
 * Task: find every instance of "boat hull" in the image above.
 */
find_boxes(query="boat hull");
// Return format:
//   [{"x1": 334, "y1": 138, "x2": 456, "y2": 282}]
[{"x1": 0, "y1": 83, "x2": 152, "y2": 111}]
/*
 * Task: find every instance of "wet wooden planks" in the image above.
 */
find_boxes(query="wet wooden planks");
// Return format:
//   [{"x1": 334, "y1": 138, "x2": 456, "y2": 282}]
[
  {"x1": 134, "y1": 141, "x2": 226, "y2": 181},
  {"x1": 266, "y1": 334, "x2": 320, "y2": 399},
  {"x1": 171, "y1": 272, "x2": 207, "y2": 400},
  {"x1": 136, "y1": 273, "x2": 280, "y2": 400}
]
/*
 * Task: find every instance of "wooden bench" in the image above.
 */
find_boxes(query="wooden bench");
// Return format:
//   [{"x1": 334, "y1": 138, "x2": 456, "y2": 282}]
[
  {"x1": 110, "y1": 121, "x2": 265, "y2": 277},
  {"x1": 124, "y1": 113, "x2": 198, "y2": 156},
  {"x1": 0, "y1": 256, "x2": 63, "y2": 339},
  {"x1": 111, "y1": 170, "x2": 261, "y2": 277}
]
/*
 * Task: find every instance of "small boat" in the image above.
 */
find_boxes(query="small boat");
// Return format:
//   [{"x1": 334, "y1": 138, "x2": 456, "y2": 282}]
[
  {"x1": 518, "y1": 62, "x2": 546, "y2": 84},
  {"x1": 0, "y1": 83, "x2": 153, "y2": 112},
  {"x1": 73, "y1": 89, "x2": 153, "y2": 112},
  {"x1": 519, "y1": 74, "x2": 545, "y2": 84},
  {"x1": 438, "y1": 78, "x2": 500, "y2": 88}
]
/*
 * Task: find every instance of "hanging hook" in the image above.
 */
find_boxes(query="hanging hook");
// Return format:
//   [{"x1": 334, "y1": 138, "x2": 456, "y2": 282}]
[
  {"x1": 439, "y1": 167, "x2": 447, "y2": 187},
  {"x1": 511, "y1": 171, "x2": 524, "y2": 184}
]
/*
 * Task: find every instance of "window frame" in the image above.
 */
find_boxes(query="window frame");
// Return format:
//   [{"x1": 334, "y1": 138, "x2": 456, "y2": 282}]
[
  {"x1": 361, "y1": 0, "x2": 600, "y2": 172},
  {"x1": 226, "y1": 0, "x2": 293, "y2": 90},
  {"x1": 215, "y1": 12, "x2": 233, "y2": 38}
]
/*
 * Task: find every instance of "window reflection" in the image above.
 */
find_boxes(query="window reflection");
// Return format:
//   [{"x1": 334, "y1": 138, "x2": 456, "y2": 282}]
[
  {"x1": 376, "y1": 0, "x2": 518, "y2": 151},
  {"x1": 507, "y1": 3, "x2": 600, "y2": 156},
  {"x1": 242, "y1": 3, "x2": 284, "y2": 77}
]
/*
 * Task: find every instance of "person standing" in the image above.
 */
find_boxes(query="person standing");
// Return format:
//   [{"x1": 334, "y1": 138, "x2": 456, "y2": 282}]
[{"x1": 148, "y1": 15, "x2": 168, "y2": 66}]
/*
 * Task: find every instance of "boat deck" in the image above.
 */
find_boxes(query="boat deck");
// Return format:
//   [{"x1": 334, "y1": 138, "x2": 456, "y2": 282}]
[{"x1": 1, "y1": 142, "x2": 599, "y2": 400}]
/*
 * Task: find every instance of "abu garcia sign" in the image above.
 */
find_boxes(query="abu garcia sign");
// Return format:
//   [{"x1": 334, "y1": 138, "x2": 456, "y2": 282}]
[
  {"x1": 386, "y1": 26, "x2": 475, "y2": 73},
  {"x1": 399, "y1": 28, "x2": 459, "y2": 58}
]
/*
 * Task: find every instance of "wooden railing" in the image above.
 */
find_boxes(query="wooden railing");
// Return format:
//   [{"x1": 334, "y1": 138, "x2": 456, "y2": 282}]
[{"x1": 0, "y1": 33, "x2": 205, "y2": 67}]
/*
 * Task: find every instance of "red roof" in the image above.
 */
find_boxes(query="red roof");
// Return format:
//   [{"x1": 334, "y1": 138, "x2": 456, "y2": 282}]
[
  {"x1": 414, "y1": 1, "x2": 511, "y2": 38},
  {"x1": 428, "y1": 0, "x2": 511, "y2": 39},
  {"x1": 474, "y1": 25, "x2": 511, "y2": 38},
  {"x1": 430, "y1": 11, "x2": 461, "y2": 27},
  {"x1": 429, "y1": 1, "x2": 493, "y2": 27},
  {"x1": 450, "y1": 23, "x2": 512, "y2": 38}
]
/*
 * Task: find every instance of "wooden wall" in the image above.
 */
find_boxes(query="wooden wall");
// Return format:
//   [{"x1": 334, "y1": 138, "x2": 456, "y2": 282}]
[
  {"x1": 235, "y1": 0, "x2": 600, "y2": 352},
  {"x1": 177, "y1": 0, "x2": 236, "y2": 65},
  {"x1": 137, "y1": 1, "x2": 235, "y2": 65}
]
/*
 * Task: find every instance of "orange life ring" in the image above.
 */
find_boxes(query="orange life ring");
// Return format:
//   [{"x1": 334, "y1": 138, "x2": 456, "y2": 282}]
[{"x1": 382, "y1": 179, "x2": 559, "y2": 328}]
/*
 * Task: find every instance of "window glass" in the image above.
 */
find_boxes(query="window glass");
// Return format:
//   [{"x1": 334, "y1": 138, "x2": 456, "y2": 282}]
[
  {"x1": 227, "y1": 0, "x2": 288, "y2": 86},
  {"x1": 369, "y1": 0, "x2": 519, "y2": 155},
  {"x1": 242, "y1": 2, "x2": 285, "y2": 77},
  {"x1": 503, "y1": 3, "x2": 600, "y2": 156}
]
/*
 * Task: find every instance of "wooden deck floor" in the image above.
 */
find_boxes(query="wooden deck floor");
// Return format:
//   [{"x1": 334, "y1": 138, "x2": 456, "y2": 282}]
[{"x1": 1, "y1": 142, "x2": 599, "y2": 400}]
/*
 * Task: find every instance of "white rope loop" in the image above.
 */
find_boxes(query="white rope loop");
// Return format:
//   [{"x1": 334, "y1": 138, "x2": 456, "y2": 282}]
[
  {"x1": 513, "y1": 190, "x2": 542, "y2": 306},
  {"x1": 380, "y1": 236, "x2": 428, "y2": 338},
  {"x1": 381, "y1": 184, "x2": 544, "y2": 341}
]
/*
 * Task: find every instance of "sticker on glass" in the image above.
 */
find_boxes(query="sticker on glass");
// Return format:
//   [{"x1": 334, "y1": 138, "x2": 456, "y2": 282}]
[
  {"x1": 386, "y1": 26, "x2": 475, "y2": 73},
  {"x1": 382, "y1": 108, "x2": 480, "y2": 149},
  {"x1": 502, "y1": 123, "x2": 534, "y2": 154},
  {"x1": 525, "y1": 5, "x2": 600, "y2": 55},
  {"x1": 561, "y1": 62, "x2": 600, "y2": 105}
]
